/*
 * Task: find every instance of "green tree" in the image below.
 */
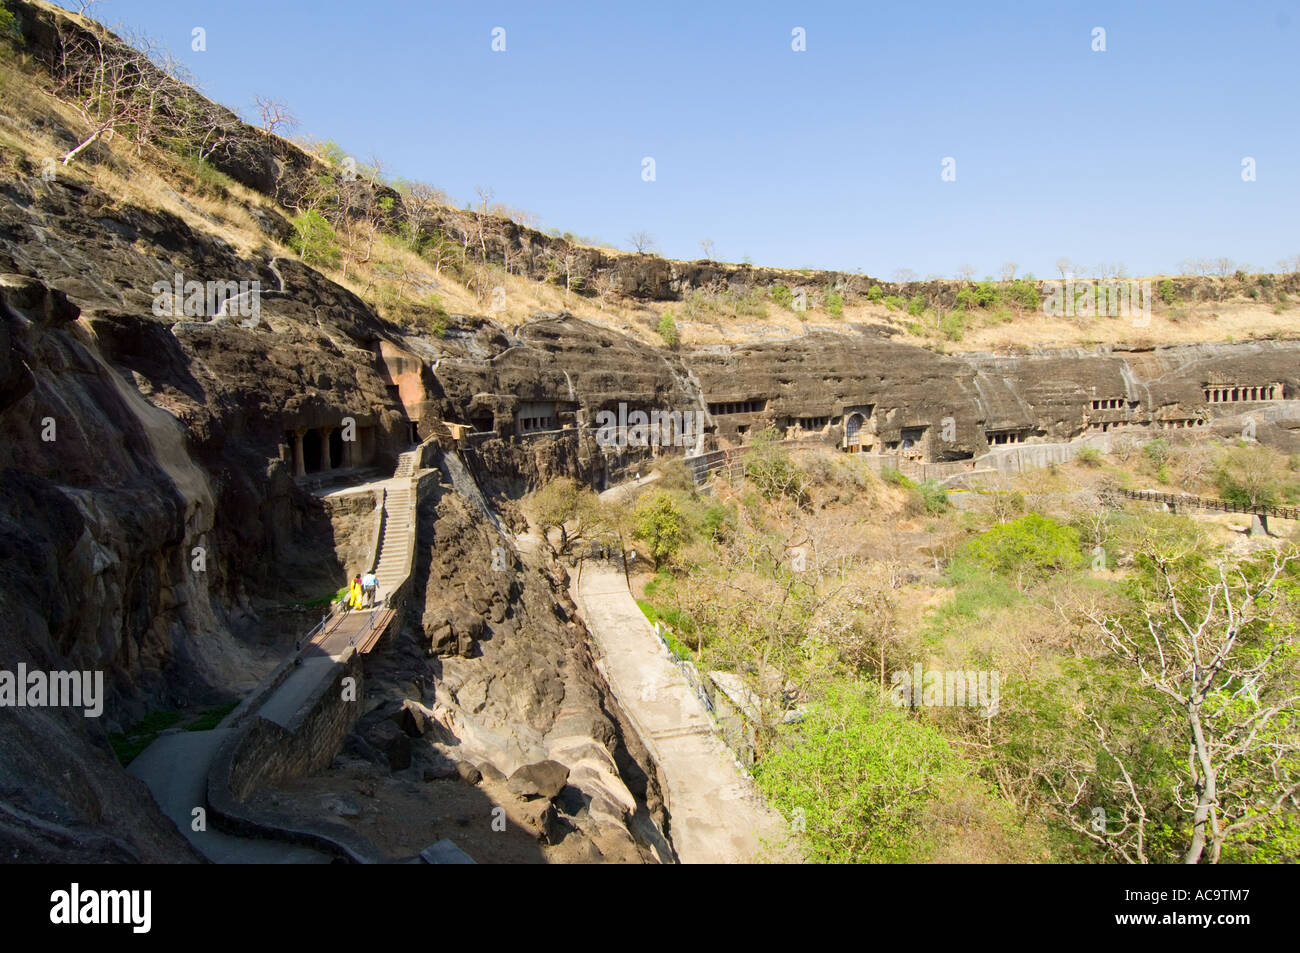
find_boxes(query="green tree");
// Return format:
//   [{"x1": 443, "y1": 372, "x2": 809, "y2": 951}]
[
  {"x1": 754, "y1": 682, "x2": 972, "y2": 863},
  {"x1": 289, "y1": 209, "x2": 341, "y2": 269},
  {"x1": 525, "y1": 477, "x2": 601, "y2": 555},
  {"x1": 1074, "y1": 547, "x2": 1300, "y2": 863},
  {"x1": 1216, "y1": 443, "x2": 1293, "y2": 509},
  {"x1": 633, "y1": 491, "x2": 689, "y2": 564}
]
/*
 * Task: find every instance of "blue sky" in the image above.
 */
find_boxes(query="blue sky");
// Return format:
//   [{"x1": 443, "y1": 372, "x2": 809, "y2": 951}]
[{"x1": 70, "y1": 0, "x2": 1300, "y2": 277}]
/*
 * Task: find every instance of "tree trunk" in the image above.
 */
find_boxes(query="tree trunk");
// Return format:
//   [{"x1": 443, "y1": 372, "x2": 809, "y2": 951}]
[
  {"x1": 63, "y1": 121, "x2": 112, "y2": 165},
  {"x1": 1182, "y1": 706, "x2": 1217, "y2": 864}
]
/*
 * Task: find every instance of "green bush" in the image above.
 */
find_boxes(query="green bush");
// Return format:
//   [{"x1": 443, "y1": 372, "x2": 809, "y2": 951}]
[
  {"x1": 636, "y1": 599, "x2": 695, "y2": 657},
  {"x1": 883, "y1": 295, "x2": 905, "y2": 311},
  {"x1": 656, "y1": 310, "x2": 679, "y2": 347},
  {"x1": 867, "y1": 285, "x2": 884, "y2": 302},
  {"x1": 289, "y1": 209, "x2": 342, "y2": 269},
  {"x1": 1158, "y1": 278, "x2": 1177, "y2": 305},
  {"x1": 960, "y1": 513, "x2": 1083, "y2": 580},
  {"x1": 1215, "y1": 444, "x2": 1294, "y2": 509},
  {"x1": 186, "y1": 703, "x2": 238, "y2": 732},
  {"x1": 109, "y1": 710, "x2": 183, "y2": 766},
  {"x1": 0, "y1": 8, "x2": 20, "y2": 41},
  {"x1": 825, "y1": 291, "x2": 844, "y2": 318},
  {"x1": 881, "y1": 466, "x2": 914, "y2": 488},
  {"x1": 699, "y1": 501, "x2": 736, "y2": 541},
  {"x1": 939, "y1": 310, "x2": 965, "y2": 341},
  {"x1": 906, "y1": 295, "x2": 926, "y2": 316},
  {"x1": 916, "y1": 479, "x2": 949, "y2": 514},
  {"x1": 770, "y1": 284, "x2": 795, "y2": 309},
  {"x1": 1005, "y1": 279, "x2": 1040, "y2": 310},
  {"x1": 1075, "y1": 446, "x2": 1103, "y2": 467}
]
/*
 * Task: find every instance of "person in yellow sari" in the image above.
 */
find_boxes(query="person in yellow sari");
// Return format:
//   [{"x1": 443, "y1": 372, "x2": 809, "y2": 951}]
[{"x1": 349, "y1": 573, "x2": 364, "y2": 610}]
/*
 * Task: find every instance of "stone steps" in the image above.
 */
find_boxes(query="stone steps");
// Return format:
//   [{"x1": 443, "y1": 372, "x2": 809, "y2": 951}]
[{"x1": 370, "y1": 479, "x2": 415, "y2": 594}]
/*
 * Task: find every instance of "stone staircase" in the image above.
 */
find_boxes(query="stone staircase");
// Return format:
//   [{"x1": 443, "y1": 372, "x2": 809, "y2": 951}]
[
  {"x1": 372, "y1": 449, "x2": 420, "y2": 601},
  {"x1": 392, "y1": 451, "x2": 417, "y2": 479}
]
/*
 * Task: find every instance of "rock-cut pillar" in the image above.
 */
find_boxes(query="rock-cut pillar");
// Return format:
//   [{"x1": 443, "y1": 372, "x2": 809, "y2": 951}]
[
  {"x1": 293, "y1": 429, "x2": 307, "y2": 477},
  {"x1": 320, "y1": 427, "x2": 333, "y2": 472}
]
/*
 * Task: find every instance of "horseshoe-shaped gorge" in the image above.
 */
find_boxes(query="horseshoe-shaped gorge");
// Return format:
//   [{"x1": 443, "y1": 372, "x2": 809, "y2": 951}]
[{"x1": 2, "y1": 1, "x2": 1298, "y2": 867}]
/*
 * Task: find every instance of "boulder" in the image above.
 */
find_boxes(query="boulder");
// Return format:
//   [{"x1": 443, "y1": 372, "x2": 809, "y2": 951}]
[
  {"x1": 362, "y1": 719, "x2": 411, "y2": 771},
  {"x1": 507, "y1": 759, "x2": 570, "y2": 801}
]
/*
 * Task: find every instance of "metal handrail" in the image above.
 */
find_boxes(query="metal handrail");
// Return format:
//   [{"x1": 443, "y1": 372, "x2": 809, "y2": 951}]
[{"x1": 1118, "y1": 488, "x2": 1300, "y2": 520}]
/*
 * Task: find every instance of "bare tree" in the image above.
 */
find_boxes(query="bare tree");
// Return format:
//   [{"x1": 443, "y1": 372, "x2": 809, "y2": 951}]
[
  {"x1": 699, "y1": 238, "x2": 715, "y2": 261},
  {"x1": 1214, "y1": 257, "x2": 1235, "y2": 278},
  {"x1": 891, "y1": 267, "x2": 918, "y2": 283},
  {"x1": 394, "y1": 179, "x2": 446, "y2": 250},
  {"x1": 558, "y1": 250, "x2": 586, "y2": 300},
  {"x1": 628, "y1": 231, "x2": 656, "y2": 254},
  {"x1": 591, "y1": 269, "x2": 618, "y2": 311},
  {"x1": 53, "y1": 22, "x2": 146, "y2": 164},
  {"x1": 252, "y1": 95, "x2": 298, "y2": 137},
  {"x1": 999, "y1": 262, "x2": 1017, "y2": 282},
  {"x1": 472, "y1": 185, "x2": 496, "y2": 261},
  {"x1": 1056, "y1": 257, "x2": 1072, "y2": 279},
  {"x1": 956, "y1": 263, "x2": 976, "y2": 282}
]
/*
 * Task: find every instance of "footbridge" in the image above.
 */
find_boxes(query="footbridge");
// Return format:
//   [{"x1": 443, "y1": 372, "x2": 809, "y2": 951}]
[{"x1": 1116, "y1": 487, "x2": 1298, "y2": 534}]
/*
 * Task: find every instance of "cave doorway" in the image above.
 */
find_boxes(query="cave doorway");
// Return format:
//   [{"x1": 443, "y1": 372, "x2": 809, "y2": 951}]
[
  {"x1": 302, "y1": 429, "x2": 323, "y2": 473},
  {"x1": 329, "y1": 428, "x2": 345, "y2": 469},
  {"x1": 845, "y1": 413, "x2": 864, "y2": 450}
]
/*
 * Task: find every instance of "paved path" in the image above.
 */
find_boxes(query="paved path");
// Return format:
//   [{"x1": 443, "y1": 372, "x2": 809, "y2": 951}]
[
  {"x1": 128, "y1": 729, "x2": 330, "y2": 864},
  {"x1": 572, "y1": 563, "x2": 788, "y2": 863}
]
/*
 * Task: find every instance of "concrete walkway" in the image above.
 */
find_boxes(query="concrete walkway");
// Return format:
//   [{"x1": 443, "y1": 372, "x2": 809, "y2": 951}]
[
  {"x1": 572, "y1": 563, "x2": 788, "y2": 863},
  {"x1": 128, "y1": 729, "x2": 330, "y2": 863}
]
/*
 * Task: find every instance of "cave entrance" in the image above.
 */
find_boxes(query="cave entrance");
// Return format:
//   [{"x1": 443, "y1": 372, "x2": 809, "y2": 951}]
[
  {"x1": 329, "y1": 427, "x2": 345, "y2": 469},
  {"x1": 302, "y1": 429, "x2": 323, "y2": 473},
  {"x1": 845, "y1": 413, "x2": 867, "y2": 452}
]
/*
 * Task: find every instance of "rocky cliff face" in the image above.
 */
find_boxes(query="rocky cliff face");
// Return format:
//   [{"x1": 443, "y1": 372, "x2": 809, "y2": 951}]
[
  {"x1": 0, "y1": 118, "x2": 678, "y2": 862},
  {"x1": 686, "y1": 330, "x2": 1300, "y2": 457}
]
